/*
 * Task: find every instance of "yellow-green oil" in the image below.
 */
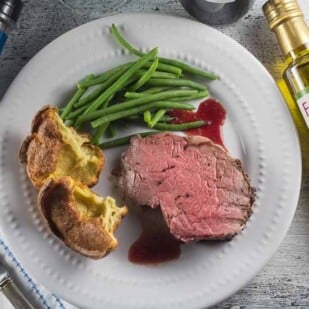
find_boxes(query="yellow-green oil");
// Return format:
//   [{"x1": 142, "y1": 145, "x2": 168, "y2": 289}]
[
  {"x1": 279, "y1": 45, "x2": 308, "y2": 170},
  {"x1": 277, "y1": 78, "x2": 309, "y2": 171}
]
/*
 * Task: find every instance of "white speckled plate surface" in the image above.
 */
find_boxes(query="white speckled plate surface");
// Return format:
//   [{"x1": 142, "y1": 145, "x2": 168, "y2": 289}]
[{"x1": 0, "y1": 14, "x2": 302, "y2": 309}]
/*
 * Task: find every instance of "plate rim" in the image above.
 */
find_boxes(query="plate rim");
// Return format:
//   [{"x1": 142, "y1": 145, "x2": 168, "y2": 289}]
[{"x1": 0, "y1": 12, "x2": 302, "y2": 309}]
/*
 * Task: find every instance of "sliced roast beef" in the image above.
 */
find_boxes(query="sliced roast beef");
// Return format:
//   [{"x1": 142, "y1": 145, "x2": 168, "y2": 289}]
[{"x1": 118, "y1": 133, "x2": 255, "y2": 242}]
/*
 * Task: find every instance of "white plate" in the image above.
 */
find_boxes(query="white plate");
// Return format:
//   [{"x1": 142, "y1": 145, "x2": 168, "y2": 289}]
[{"x1": 0, "y1": 13, "x2": 302, "y2": 309}]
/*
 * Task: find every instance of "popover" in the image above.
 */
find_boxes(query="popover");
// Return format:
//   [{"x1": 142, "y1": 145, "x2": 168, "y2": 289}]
[
  {"x1": 20, "y1": 106, "x2": 104, "y2": 188},
  {"x1": 38, "y1": 176, "x2": 128, "y2": 259}
]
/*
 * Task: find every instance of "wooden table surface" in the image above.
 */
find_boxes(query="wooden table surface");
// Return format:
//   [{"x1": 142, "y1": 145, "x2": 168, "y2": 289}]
[{"x1": 0, "y1": 0, "x2": 308, "y2": 308}]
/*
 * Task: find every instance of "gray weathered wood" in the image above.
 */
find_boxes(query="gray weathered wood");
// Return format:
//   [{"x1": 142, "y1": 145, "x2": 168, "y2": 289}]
[{"x1": 0, "y1": 0, "x2": 308, "y2": 308}]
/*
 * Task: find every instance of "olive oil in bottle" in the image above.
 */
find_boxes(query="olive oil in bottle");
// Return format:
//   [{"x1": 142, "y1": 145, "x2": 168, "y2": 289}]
[{"x1": 263, "y1": 0, "x2": 309, "y2": 132}]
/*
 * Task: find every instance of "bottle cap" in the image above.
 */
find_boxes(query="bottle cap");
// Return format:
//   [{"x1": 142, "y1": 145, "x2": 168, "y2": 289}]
[
  {"x1": 0, "y1": 0, "x2": 23, "y2": 26},
  {"x1": 263, "y1": 0, "x2": 309, "y2": 56},
  {"x1": 263, "y1": 0, "x2": 303, "y2": 30}
]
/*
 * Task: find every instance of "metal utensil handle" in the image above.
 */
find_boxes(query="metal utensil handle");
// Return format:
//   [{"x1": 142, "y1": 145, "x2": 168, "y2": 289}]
[{"x1": 0, "y1": 277, "x2": 34, "y2": 309}]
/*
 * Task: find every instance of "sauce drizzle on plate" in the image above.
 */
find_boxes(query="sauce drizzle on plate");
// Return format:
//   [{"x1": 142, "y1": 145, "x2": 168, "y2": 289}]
[
  {"x1": 129, "y1": 230, "x2": 181, "y2": 265},
  {"x1": 128, "y1": 207, "x2": 181, "y2": 265},
  {"x1": 169, "y1": 98, "x2": 226, "y2": 147}
]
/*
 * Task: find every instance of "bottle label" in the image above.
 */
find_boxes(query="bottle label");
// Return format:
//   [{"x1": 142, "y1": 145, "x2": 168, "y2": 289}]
[
  {"x1": 296, "y1": 88, "x2": 309, "y2": 129},
  {"x1": 0, "y1": 32, "x2": 8, "y2": 55}
]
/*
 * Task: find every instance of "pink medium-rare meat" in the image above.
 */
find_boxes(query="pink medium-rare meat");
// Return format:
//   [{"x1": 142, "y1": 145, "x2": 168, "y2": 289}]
[{"x1": 118, "y1": 133, "x2": 255, "y2": 242}]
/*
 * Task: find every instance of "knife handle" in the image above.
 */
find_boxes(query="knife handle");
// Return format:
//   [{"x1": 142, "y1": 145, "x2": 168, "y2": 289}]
[{"x1": 0, "y1": 277, "x2": 33, "y2": 309}]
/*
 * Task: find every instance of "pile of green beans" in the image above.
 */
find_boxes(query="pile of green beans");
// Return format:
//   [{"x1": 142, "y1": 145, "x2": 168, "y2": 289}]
[{"x1": 60, "y1": 24, "x2": 218, "y2": 149}]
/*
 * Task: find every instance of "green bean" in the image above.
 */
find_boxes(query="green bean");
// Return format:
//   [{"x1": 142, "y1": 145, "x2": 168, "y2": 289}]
[
  {"x1": 143, "y1": 63, "x2": 182, "y2": 76},
  {"x1": 91, "y1": 101, "x2": 195, "y2": 128},
  {"x1": 111, "y1": 24, "x2": 143, "y2": 56},
  {"x1": 154, "y1": 63, "x2": 182, "y2": 76},
  {"x1": 83, "y1": 48, "x2": 158, "y2": 114},
  {"x1": 61, "y1": 75, "x2": 94, "y2": 119},
  {"x1": 111, "y1": 24, "x2": 218, "y2": 80},
  {"x1": 131, "y1": 58, "x2": 159, "y2": 91},
  {"x1": 137, "y1": 70, "x2": 178, "y2": 79},
  {"x1": 146, "y1": 78, "x2": 207, "y2": 91},
  {"x1": 78, "y1": 62, "x2": 181, "y2": 88},
  {"x1": 66, "y1": 104, "x2": 89, "y2": 120},
  {"x1": 127, "y1": 83, "x2": 196, "y2": 99},
  {"x1": 149, "y1": 109, "x2": 167, "y2": 128},
  {"x1": 141, "y1": 87, "x2": 169, "y2": 94},
  {"x1": 159, "y1": 58, "x2": 218, "y2": 80},
  {"x1": 125, "y1": 87, "x2": 195, "y2": 100},
  {"x1": 153, "y1": 121, "x2": 206, "y2": 131},
  {"x1": 74, "y1": 68, "x2": 129, "y2": 107},
  {"x1": 102, "y1": 93, "x2": 115, "y2": 108},
  {"x1": 158, "y1": 115, "x2": 175, "y2": 122},
  {"x1": 78, "y1": 63, "x2": 131, "y2": 88},
  {"x1": 106, "y1": 123, "x2": 117, "y2": 138},
  {"x1": 143, "y1": 110, "x2": 152, "y2": 125},
  {"x1": 169, "y1": 90, "x2": 209, "y2": 101},
  {"x1": 123, "y1": 89, "x2": 196, "y2": 100},
  {"x1": 124, "y1": 114, "x2": 143, "y2": 121},
  {"x1": 75, "y1": 66, "x2": 130, "y2": 108},
  {"x1": 92, "y1": 123, "x2": 109, "y2": 145},
  {"x1": 125, "y1": 114, "x2": 174, "y2": 123},
  {"x1": 124, "y1": 92, "x2": 146, "y2": 99},
  {"x1": 91, "y1": 93, "x2": 115, "y2": 143},
  {"x1": 91, "y1": 93, "x2": 117, "y2": 143},
  {"x1": 77, "y1": 89, "x2": 197, "y2": 124},
  {"x1": 99, "y1": 131, "x2": 157, "y2": 150},
  {"x1": 74, "y1": 84, "x2": 106, "y2": 108}
]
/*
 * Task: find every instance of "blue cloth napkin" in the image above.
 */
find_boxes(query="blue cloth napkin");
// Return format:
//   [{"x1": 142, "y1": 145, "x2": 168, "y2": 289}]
[{"x1": 0, "y1": 238, "x2": 73, "y2": 309}]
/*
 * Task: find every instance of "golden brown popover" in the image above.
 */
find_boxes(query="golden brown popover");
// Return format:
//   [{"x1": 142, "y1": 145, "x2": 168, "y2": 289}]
[
  {"x1": 38, "y1": 176, "x2": 128, "y2": 259},
  {"x1": 20, "y1": 106, "x2": 104, "y2": 188}
]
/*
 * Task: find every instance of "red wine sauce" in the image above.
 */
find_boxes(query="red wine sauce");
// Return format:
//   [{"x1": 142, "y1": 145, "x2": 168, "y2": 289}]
[
  {"x1": 129, "y1": 230, "x2": 181, "y2": 265},
  {"x1": 169, "y1": 98, "x2": 226, "y2": 147},
  {"x1": 129, "y1": 208, "x2": 181, "y2": 265}
]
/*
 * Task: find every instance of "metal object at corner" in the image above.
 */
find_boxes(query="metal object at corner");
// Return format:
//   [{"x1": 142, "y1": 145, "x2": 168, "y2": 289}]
[
  {"x1": 0, "y1": 260, "x2": 34, "y2": 309},
  {"x1": 0, "y1": 262, "x2": 9, "y2": 286},
  {"x1": 0, "y1": 0, "x2": 23, "y2": 26},
  {"x1": 179, "y1": 0, "x2": 256, "y2": 25},
  {"x1": 0, "y1": 0, "x2": 23, "y2": 55}
]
